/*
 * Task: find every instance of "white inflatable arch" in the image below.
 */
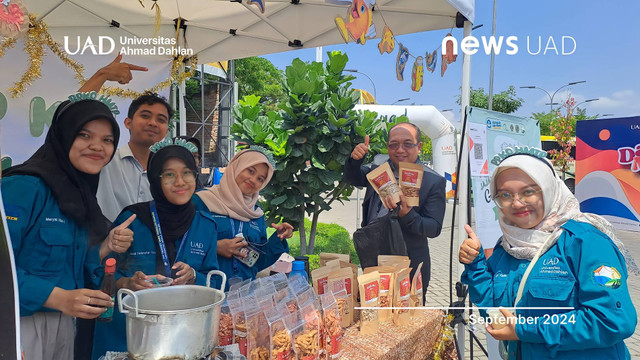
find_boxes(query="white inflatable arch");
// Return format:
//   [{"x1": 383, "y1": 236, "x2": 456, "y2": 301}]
[{"x1": 355, "y1": 104, "x2": 458, "y2": 198}]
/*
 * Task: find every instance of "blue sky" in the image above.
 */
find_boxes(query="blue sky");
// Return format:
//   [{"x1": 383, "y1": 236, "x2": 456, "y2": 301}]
[{"x1": 263, "y1": 1, "x2": 640, "y2": 126}]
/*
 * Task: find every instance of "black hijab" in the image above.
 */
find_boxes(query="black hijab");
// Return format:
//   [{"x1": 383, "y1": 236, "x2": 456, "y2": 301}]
[
  {"x1": 124, "y1": 144, "x2": 197, "y2": 273},
  {"x1": 3, "y1": 99, "x2": 119, "y2": 243}
]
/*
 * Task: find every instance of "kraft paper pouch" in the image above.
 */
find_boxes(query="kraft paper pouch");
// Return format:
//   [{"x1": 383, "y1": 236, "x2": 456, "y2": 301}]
[
  {"x1": 399, "y1": 162, "x2": 423, "y2": 207},
  {"x1": 393, "y1": 267, "x2": 412, "y2": 326},
  {"x1": 364, "y1": 266, "x2": 395, "y2": 321},
  {"x1": 358, "y1": 271, "x2": 380, "y2": 335},
  {"x1": 366, "y1": 162, "x2": 401, "y2": 205},
  {"x1": 319, "y1": 252, "x2": 350, "y2": 266},
  {"x1": 328, "y1": 267, "x2": 355, "y2": 327},
  {"x1": 410, "y1": 262, "x2": 424, "y2": 318}
]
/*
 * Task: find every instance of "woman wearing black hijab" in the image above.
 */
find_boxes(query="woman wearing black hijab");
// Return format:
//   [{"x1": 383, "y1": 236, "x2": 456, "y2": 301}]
[
  {"x1": 88, "y1": 139, "x2": 219, "y2": 359},
  {"x1": 2, "y1": 96, "x2": 123, "y2": 360}
]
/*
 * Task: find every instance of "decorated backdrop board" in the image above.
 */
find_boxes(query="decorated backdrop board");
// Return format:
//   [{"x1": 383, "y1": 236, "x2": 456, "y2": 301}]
[
  {"x1": 0, "y1": 44, "x2": 170, "y2": 166},
  {"x1": 575, "y1": 117, "x2": 640, "y2": 232},
  {"x1": 466, "y1": 107, "x2": 541, "y2": 250}
]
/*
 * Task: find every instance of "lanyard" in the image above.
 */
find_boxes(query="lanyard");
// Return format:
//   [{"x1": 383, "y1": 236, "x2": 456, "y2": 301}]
[
  {"x1": 229, "y1": 218, "x2": 244, "y2": 236},
  {"x1": 150, "y1": 201, "x2": 189, "y2": 277}
]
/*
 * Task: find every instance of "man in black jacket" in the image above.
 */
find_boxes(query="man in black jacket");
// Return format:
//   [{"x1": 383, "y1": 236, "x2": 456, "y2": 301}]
[{"x1": 344, "y1": 122, "x2": 446, "y2": 292}]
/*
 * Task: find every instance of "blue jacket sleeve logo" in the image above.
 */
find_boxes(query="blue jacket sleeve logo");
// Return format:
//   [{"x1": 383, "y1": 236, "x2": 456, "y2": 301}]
[{"x1": 593, "y1": 265, "x2": 622, "y2": 289}]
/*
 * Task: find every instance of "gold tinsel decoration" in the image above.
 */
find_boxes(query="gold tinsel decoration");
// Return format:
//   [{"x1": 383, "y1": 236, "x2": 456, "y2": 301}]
[
  {"x1": 0, "y1": 36, "x2": 17, "y2": 59},
  {"x1": 3, "y1": 14, "x2": 197, "y2": 99}
]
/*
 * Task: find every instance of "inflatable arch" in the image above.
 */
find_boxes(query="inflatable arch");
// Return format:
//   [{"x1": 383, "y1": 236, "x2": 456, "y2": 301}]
[{"x1": 354, "y1": 104, "x2": 458, "y2": 198}]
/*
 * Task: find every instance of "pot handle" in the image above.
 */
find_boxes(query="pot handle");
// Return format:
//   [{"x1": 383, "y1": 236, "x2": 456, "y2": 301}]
[
  {"x1": 206, "y1": 270, "x2": 227, "y2": 291},
  {"x1": 117, "y1": 288, "x2": 140, "y2": 317}
]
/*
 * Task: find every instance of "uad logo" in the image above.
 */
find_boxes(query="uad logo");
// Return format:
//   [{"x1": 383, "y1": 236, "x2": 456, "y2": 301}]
[{"x1": 64, "y1": 36, "x2": 116, "y2": 55}]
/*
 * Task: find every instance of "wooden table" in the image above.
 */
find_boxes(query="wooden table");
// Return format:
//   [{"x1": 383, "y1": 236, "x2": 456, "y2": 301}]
[{"x1": 340, "y1": 310, "x2": 457, "y2": 360}]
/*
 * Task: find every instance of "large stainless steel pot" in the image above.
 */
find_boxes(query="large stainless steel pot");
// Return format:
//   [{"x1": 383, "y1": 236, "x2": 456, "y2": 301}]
[{"x1": 118, "y1": 270, "x2": 227, "y2": 360}]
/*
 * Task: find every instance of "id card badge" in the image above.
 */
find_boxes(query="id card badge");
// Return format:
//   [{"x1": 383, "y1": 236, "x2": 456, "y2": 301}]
[{"x1": 233, "y1": 234, "x2": 260, "y2": 267}]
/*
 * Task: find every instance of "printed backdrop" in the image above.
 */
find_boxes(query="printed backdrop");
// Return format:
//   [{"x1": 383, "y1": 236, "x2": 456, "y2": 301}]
[{"x1": 575, "y1": 117, "x2": 640, "y2": 232}]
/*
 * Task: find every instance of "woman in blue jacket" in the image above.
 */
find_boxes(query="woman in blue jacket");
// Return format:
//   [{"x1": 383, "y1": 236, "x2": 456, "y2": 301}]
[
  {"x1": 2, "y1": 96, "x2": 122, "y2": 360},
  {"x1": 193, "y1": 147, "x2": 293, "y2": 289},
  {"x1": 88, "y1": 139, "x2": 220, "y2": 359},
  {"x1": 459, "y1": 148, "x2": 638, "y2": 360}
]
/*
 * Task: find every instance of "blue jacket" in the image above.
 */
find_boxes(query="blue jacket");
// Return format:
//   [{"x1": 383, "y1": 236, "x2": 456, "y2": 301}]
[
  {"x1": 2, "y1": 175, "x2": 87, "y2": 316},
  {"x1": 86, "y1": 209, "x2": 220, "y2": 359},
  {"x1": 192, "y1": 194, "x2": 289, "y2": 290},
  {"x1": 462, "y1": 220, "x2": 637, "y2": 360}
]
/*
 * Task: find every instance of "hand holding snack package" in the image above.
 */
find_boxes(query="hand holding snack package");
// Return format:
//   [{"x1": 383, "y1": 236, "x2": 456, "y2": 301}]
[
  {"x1": 410, "y1": 262, "x2": 424, "y2": 318},
  {"x1": 398, "y1": 162, "x2": 423, "y2": 207},
  {"x1": 363, "y1": 266, "x2": 395, "y2": 321},
  {"x1": 358, "y1": 271, "x2": 380, "y2": 335},
  {"x1": 393, "y1": 268, "x2": 412, "y2": 326},
  {"x1": 366, "y1": 162, "x2": 402, "y2": 206},
  {"x1": 320, "y1": 292, "x2": 343, "y2": 359}
]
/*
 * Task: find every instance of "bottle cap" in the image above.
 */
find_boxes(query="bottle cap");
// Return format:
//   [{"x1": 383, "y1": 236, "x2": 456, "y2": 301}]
[
  {"x1": 105, "y1": 258, "x2": 116, "y2": 273},
  {"x1": 292, "y1": 260, "x2": 305, "y2": 271}
]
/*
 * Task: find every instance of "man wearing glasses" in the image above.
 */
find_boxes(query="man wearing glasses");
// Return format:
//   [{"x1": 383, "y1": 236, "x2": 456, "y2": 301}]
[{"x1": 344, "y1": 122, "x2": 446, "y2": 292}]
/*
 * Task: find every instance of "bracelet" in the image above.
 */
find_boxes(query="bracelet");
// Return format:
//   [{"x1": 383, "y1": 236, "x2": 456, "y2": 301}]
[{"x1": 192, "y1": 268, "x2": 197, "y2": 283}]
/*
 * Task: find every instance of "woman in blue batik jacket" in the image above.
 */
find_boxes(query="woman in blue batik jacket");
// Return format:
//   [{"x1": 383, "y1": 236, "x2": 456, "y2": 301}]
[
  {"x1": 2, "y1": 96, "x2": 122, "y2": 360},
  {"x1": 193, "y1": 147, "x2": 293, "y2": 289},
  {"x1": 459, "y1": 148, "x2": 638, "y2": 360},
  {"x1": 87, "y1": 139, "x2": 219, "y2": 359}
]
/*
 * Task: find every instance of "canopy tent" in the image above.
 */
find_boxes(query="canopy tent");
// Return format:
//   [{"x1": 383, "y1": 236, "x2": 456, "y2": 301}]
[
  {"x1": 2, "y1": 0, "x2": 476, "y2": 356},
  {"x1": 28, "y1": 0, "x2": 474, "y2": 63}
]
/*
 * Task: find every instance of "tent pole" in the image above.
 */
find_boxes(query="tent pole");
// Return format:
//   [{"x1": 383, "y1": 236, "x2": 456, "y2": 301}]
[
  {"x1": 179, "y1": 64, "x2": 187, "y2": 137},
  {"x1": 456, "y1": 19, "x2": 473, "y2": 358}
]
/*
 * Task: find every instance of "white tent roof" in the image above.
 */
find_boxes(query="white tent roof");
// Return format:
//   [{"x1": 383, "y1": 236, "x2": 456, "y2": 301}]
[{"x1": 27, "y1": 0, "x2": 474, "y2": 63}]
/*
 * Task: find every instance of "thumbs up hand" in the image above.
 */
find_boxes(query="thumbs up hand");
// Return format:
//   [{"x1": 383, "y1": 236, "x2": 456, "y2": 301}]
[
  {"x1": 351, "y1": 135, "x2": 370, "y2": 160},
  {"x1": 100, "y1": 214, "x2": 137, "y2": 261},
  {"x1": 459, "y1": 224, "x2": 482, "y2": 264}
]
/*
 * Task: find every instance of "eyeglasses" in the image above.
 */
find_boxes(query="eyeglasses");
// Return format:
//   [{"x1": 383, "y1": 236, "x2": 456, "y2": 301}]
[
  {"x1": 388, "y1": 142, "x2": 419, "y2": 151},
  {"x1": 159, "y1": 170, "x2": 197, "y2": 185},
  {"x1": 493, "y1": 187, "x2": 542, "y2": 208}
]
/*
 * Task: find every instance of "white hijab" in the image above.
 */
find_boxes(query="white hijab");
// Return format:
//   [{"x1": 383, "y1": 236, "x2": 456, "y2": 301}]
[{"x1": 490, "y1": 155, "x2": 638, "y2": 274}]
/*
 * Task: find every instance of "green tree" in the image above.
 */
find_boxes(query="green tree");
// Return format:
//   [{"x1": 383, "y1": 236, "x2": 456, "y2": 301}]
[
  {"x1": 232, "y1": 51, "x2": 402, "y2": 255},
  {"x1": 532, "y1": 106, "x2": 597, "y2": 136},
  {"x1": 235, "y1": 57, "x2": 286, "y2": 109},
  {"x1": 456, "y1": 85, "x2": 524, "y2": 114}
]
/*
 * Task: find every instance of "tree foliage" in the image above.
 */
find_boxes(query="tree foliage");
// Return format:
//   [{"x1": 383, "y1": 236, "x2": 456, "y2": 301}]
[
  {"x1": 532, "y1": 106, "x2": 597, "y2": 136},
  {"x1": 235, "y1": 57, "x2": 286, "y2": 109},
  {"x1": 456, "y1": 85, "x2": 524, "y2": 114},
  {"x1": 232, "y1": 52, "x2": 403, "y2": 255}
]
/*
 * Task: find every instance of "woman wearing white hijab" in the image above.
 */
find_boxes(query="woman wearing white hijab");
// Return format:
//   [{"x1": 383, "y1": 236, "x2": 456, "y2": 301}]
[
  {"x1": 193, "y1": 147, "x2": 293, "y2": 288},
  {"x1": 459, "y1": 148, "x2": 637, "y2": 360}
]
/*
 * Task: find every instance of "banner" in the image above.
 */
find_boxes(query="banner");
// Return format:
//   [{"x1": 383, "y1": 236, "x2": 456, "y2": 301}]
[
  {"x1": 466, "y1": 107, "x2": 541, "y2": 249},
  {"x1": 0, "y1": 40, "x2": 170, "y2": 166},
  {"x1": 575, "y1": 117, "x2": 640, "y2": 232}
]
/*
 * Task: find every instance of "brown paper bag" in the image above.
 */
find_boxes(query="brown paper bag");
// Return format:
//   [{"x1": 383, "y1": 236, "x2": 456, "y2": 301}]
[{"x1": 399, "y1": 162, "x2": 423, "y2": 207}]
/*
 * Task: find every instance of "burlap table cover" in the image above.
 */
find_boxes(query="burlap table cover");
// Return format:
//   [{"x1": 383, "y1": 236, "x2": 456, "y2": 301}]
[{"x1": 340, "y1": 309, "x2": 456, "y2": 360}]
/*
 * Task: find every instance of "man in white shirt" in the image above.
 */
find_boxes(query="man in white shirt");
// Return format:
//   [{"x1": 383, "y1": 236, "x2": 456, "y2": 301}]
[{"x1": 96, "y1": 93, "x2": 171, "y2": 221}]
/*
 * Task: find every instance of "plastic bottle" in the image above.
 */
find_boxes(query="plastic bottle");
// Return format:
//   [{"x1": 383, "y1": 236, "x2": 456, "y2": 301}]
[
  {"x1": 97, "y1": 258, "x2": 116, "y2": 322},
  {"x1": 289, "y1": 260, "x2": 308, "y2": 283}
]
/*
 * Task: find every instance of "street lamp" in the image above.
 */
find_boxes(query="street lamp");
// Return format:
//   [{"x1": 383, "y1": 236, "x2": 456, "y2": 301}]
[
  {"x1": 344, "y1": 69, "x2": 377, "y2": 102},
  {"x1": 602, "y1": 113, "x2": 615, "y2": 117},
  {"x1": 574, "y1": 98, "x2": 599, "y2": 109},
  {"x1": 392, "y1": 98, "x2": 410, "y2": 105},
  {"x1": 520, "y1": 80, "x2": 586, "y2": 112}
]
